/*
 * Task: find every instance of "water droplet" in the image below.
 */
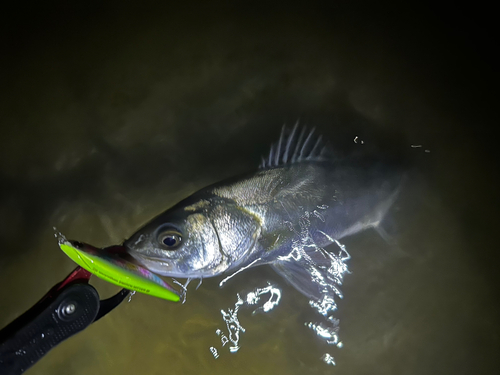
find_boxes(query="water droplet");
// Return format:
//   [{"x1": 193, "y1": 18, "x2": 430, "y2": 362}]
[
  {"x1": 128, "y1": 291, "x2": 136, "y2": 303},
  {"x1": 209, "y1": 347, "x2": 219, "y2": 359},
  {"x1": 321, "y1": 353, "x2": 336, "y2": 366}
]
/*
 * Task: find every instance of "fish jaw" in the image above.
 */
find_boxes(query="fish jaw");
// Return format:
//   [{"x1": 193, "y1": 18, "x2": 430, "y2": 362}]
[
  {"x1": 122, "y1": 229, "x2": 189, "y2": 277},
  {"x1": 126, "y1": 251, "x2": 212, "y2": 279},
  {"x1": 123, "y1": 235, "x2": 192, "y2": 278}
]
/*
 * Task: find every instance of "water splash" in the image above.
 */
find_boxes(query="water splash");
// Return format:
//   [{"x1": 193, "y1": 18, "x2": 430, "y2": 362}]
[
  {"x1": 283, "y1": 206, "x2": 350, "y2": 365},
  {"x1": 53, "y1": 227, "x2": 67, "y2": 244},
  {"x1": 305, "y1": 319, "x2": 342, "y2": 347},
  {"x1": 127, "y1": 290, "x2": 136, "y2": 303},
  {"x1": 209, "y1": 346, "x2": 219, "y2": 359},
  {"x1": 301, "y1": 237, "x2": 350, "y2": 365},
  {"x1": 321, "y1": 353, "x2": 336, "y2": 366},
  {"x1": 353, "y1": 135, "x2": 365, "y2": 144},
  {"x1": 245, "y1": 283, "x2": 282, "y2": 314},
  {"x1": 220, "y1": 293, "x2": 246, "y2": 353},
  {"x1": 410, "y1": 144, "x2": 430, "y2": 153},
  {"x1": 211, "y1": 283, "x2": 282, "y2": 357}
]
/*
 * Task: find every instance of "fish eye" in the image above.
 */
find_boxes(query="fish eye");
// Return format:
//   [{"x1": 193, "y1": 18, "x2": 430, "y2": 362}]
[{"x1": 157, "y1": 229, "x2": 183, "y2": 250}]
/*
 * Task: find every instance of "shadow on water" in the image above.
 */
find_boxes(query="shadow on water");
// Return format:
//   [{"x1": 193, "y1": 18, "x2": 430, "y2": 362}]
[{"x1": 1, "y1": 2, "x2": 499, "y2": 375}]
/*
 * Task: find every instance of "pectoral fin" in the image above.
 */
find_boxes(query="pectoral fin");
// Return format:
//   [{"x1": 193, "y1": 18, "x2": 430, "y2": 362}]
[
  {"x1": 270, "y1": 241, "x2": 350, "y2": 306},
  {"x1": 271, "y1": 260, "x2": 333, "y2": 302}
]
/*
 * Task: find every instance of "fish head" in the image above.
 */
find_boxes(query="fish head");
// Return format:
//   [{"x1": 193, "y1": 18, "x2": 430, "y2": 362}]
[{"x1": 124, "y1": 196, "x2": 261, "y2": 278}]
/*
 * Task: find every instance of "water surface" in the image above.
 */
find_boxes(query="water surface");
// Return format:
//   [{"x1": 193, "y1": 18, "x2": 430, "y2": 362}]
[{"x1": 1, "y1": 4, "x2": 498, "y2": 375}]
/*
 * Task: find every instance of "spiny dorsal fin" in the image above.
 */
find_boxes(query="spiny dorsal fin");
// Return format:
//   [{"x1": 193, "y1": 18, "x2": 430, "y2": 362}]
[{"x1": 259, "y1": 123, "x2": 332, "y2": 169}]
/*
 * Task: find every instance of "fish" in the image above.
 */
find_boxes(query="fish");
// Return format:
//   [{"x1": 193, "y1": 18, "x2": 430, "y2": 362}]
[{"x1": 123, "y1": 125, "x2": 405, "y2": 302}]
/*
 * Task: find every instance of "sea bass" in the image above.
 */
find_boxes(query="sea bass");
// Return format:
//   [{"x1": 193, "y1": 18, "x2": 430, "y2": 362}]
[{"x1": 124, "y1": 126, "x2": 404, "y2": 302}]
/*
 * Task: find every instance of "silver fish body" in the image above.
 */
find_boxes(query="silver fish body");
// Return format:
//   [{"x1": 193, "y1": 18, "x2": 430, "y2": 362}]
[{"x1": 124, "y1": 127, "x2": 404, "y2": 300}]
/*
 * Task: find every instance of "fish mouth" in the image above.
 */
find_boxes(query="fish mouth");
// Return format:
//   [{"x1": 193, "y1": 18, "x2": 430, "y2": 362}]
[
  {"x1": 130, "y1": 253, "x2": 172, "y2": 268},
  {"x1": 73, "y1": 242, "x2": 166, "y2": 272},
  {"x1": 72, "y1": 241, "x2": 192, "y2": 279},
  {"x1": 125, "y1": 251, "x2": 179, "y2": 276}
]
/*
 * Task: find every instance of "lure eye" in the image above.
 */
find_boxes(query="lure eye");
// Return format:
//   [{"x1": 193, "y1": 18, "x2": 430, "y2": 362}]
[{"x1": 158, "y1": 229, "x2": 183, "y2": 250}]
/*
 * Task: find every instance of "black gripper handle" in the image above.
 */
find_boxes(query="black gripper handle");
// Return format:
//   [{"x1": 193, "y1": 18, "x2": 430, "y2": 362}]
[{"x1": 0, "y1": 283, "x2": 99, "y2": 375}]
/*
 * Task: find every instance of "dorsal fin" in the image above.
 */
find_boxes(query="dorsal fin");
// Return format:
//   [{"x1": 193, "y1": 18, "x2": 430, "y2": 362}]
[{"x1": 259, "y1": 123, "x2": 332, "y2": 169}]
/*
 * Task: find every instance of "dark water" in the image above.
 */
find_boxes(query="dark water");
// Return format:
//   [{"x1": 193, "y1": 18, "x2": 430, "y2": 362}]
[{"x1": 1, "y1": 3, "x2": 498, "y2": 374}]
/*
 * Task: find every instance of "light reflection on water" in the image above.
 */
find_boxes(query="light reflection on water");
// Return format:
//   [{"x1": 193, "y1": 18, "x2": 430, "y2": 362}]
[
  {"x1": 211, "y1": 231, "x2": 349, "y2": 364},
  {"x1": 212, "y1": 283, "x2": 282, "y2": 357}
]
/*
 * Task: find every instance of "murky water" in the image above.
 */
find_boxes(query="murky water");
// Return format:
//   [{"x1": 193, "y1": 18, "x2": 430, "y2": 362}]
[{"x1": 1, "y1": 4, "x2": 499, "y2": 375}]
